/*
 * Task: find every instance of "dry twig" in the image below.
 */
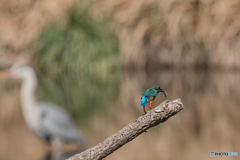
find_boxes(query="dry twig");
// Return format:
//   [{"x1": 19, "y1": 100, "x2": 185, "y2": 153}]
[{"x1": 67, "y1": 99, "x2": 184, "y2": 160}]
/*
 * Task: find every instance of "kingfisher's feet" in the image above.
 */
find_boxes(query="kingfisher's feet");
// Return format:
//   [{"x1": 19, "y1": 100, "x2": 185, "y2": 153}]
[{"x1": 143, "y1": 106, "x2": 146, "y2": 115}]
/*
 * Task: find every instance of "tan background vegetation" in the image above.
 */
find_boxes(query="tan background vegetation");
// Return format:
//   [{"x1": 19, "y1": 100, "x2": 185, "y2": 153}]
[{"x1": 0, "y1": 0, "x2": 240, "y2": 160}]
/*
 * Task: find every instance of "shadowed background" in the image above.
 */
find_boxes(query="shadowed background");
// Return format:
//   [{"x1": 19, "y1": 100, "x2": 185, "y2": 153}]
[{"x1": 0, "y1": 0, "x2": 240, "y2": 160}]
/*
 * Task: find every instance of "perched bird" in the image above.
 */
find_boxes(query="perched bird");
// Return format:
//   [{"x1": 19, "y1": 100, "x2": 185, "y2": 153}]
[
  {"x1": 0, "y1": 63, "x2": 87, "y2": 151},
  {"x1": 140, "y1": 86, "x2": 168, "y2": 114}
]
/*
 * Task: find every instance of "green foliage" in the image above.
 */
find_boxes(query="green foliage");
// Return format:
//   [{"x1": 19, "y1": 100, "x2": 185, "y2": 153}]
[{"x1": 31, "y1": 4, "x2": 121, "y2": 127}]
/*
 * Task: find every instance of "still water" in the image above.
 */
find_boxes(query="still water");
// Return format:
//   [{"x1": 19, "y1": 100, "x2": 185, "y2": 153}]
[{"x1": 0, "y1": 69, "x2": 239, "y2": 160}]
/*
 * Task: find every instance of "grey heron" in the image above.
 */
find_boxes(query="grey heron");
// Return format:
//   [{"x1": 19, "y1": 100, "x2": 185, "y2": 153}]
[{"x1": 0, "y1": 63, "x2": 87, "y2": 151}]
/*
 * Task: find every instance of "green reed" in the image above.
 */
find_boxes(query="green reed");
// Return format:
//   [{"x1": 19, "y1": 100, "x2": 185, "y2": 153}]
[{"x1": 31, "y1": 4, "x2": 121, "y2": 127}]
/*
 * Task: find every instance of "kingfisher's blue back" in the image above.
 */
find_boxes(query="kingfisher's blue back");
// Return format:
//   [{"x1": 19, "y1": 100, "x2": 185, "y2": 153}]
[{"x1": 140, "y1": 89, "x2": 157, "y2": 106}]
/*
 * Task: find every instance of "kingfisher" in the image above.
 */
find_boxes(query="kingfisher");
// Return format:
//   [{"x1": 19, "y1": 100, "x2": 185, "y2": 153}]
[{"x1": 140, "y1": 86, "x2": 168, "y2": 114}]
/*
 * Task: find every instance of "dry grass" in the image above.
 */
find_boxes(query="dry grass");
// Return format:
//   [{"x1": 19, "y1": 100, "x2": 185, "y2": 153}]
[
  {"x1": 1, "y1": 0, "x2": 240, "y2": 69},
  {"x1": 91, "y1": 0, "x2": 240, "y2": 69},
  {"x1": 0, "y1": 0, "x2": 74, "y2": 65}
]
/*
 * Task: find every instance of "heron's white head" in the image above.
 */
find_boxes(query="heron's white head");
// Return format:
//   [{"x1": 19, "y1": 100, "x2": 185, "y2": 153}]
[{"x1": 0, "y1": 62, "x2": 35, "y2": 80}]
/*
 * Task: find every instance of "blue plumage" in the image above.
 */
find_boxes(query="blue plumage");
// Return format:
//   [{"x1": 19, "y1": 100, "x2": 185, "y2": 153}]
[
  {"x1": 140, "y1": 96, "x2": 148, "y2": 106},
  {"x1": 140, "y1": 89, "x2": 156, "y2": 106}
]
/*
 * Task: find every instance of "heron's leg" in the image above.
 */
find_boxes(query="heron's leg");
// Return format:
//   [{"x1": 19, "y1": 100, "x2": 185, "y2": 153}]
[
  {"x1": 149, "y1": 101, "x2": 152, "y2": 110},
  {"x1": 143, "y1": 106, "x2": 146, "y2": 114},
  {"x1": 51, "y1": 137, "x2": 62, "y2": 151}
]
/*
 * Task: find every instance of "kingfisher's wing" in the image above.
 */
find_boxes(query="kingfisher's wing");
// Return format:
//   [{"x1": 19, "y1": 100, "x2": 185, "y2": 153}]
[{"x1": 143, "y1": 89, "x2": 157, "y2": 97}]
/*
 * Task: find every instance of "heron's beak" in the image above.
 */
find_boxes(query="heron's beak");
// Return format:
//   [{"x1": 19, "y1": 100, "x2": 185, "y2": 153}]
[
  {"x1": 0, "y1": 69, "x2": 11, "y2": 79},
  {"x1": 160, "y1": 89, "x2": 168, "y2": 98}
]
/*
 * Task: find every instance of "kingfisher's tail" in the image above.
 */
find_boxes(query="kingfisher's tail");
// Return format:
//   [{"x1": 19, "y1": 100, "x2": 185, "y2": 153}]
[{"x1": 140, "y1": 96, "x2": 148, "y2": 106}]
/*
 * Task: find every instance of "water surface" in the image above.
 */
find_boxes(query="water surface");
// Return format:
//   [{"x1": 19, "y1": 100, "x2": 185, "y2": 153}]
[{"x1": 0, "y1": 69, "x2": 239, "y2": 160}]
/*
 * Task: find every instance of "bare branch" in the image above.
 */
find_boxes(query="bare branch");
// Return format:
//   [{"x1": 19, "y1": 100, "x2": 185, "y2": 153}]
[{"x1": 67, "y1": 99, "x2": 184, "y2": 160}]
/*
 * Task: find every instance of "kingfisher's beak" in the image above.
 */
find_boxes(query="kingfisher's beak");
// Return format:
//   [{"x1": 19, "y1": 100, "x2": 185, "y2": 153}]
[
  {"x1": 0, "y1": 69, "x2": 11, "y2": 79},
  {"x1": 160, "y1": 89, "x2": 168, "y2": 98}
]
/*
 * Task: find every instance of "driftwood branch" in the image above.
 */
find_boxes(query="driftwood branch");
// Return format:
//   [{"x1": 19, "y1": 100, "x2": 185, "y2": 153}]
[{"x1": 67, "y1": 99, "x2": 184, "y2": 160}]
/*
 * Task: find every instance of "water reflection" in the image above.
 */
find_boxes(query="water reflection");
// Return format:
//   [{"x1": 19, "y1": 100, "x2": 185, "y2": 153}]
[
  {"x1": 86, "y1": 69, "x2": 240, "y2": 160},
  {"x1": 36, "y1": 69, "x2": 121, "y2": 127},
  {"x1": 42, "y1": 151, "x2": 80, "y2": 160},
  {"x1": 0, "y1": 69, "x2": 239, "y2": 160}
]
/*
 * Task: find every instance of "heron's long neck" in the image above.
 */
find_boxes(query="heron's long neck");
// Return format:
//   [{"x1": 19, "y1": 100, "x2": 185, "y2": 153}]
[{"x1": 20, "y1": 72, "x2": 40, "y2": 129}]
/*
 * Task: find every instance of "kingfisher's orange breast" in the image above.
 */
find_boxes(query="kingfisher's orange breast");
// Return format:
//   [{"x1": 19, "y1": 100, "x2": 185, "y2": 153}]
[{"x1": 147, "y1": 96, "x2": 155, "y2": 103}]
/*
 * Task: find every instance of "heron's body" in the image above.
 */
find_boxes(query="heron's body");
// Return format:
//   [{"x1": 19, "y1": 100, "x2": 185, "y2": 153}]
[
  {"x1": 38, "y1": 102, "x2": 84, "y2": 144},
  {"x1": 140, "y1": 86, "x2": 168, "y2": 114},
  {"x1": 0, "y1": 63, "x2": 87, "y2": 151}
]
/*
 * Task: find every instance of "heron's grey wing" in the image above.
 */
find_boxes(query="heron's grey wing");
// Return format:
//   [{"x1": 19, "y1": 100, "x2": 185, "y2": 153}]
[{"x1": 37, "y1": 102, "x2": 86, "y2": 145}]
